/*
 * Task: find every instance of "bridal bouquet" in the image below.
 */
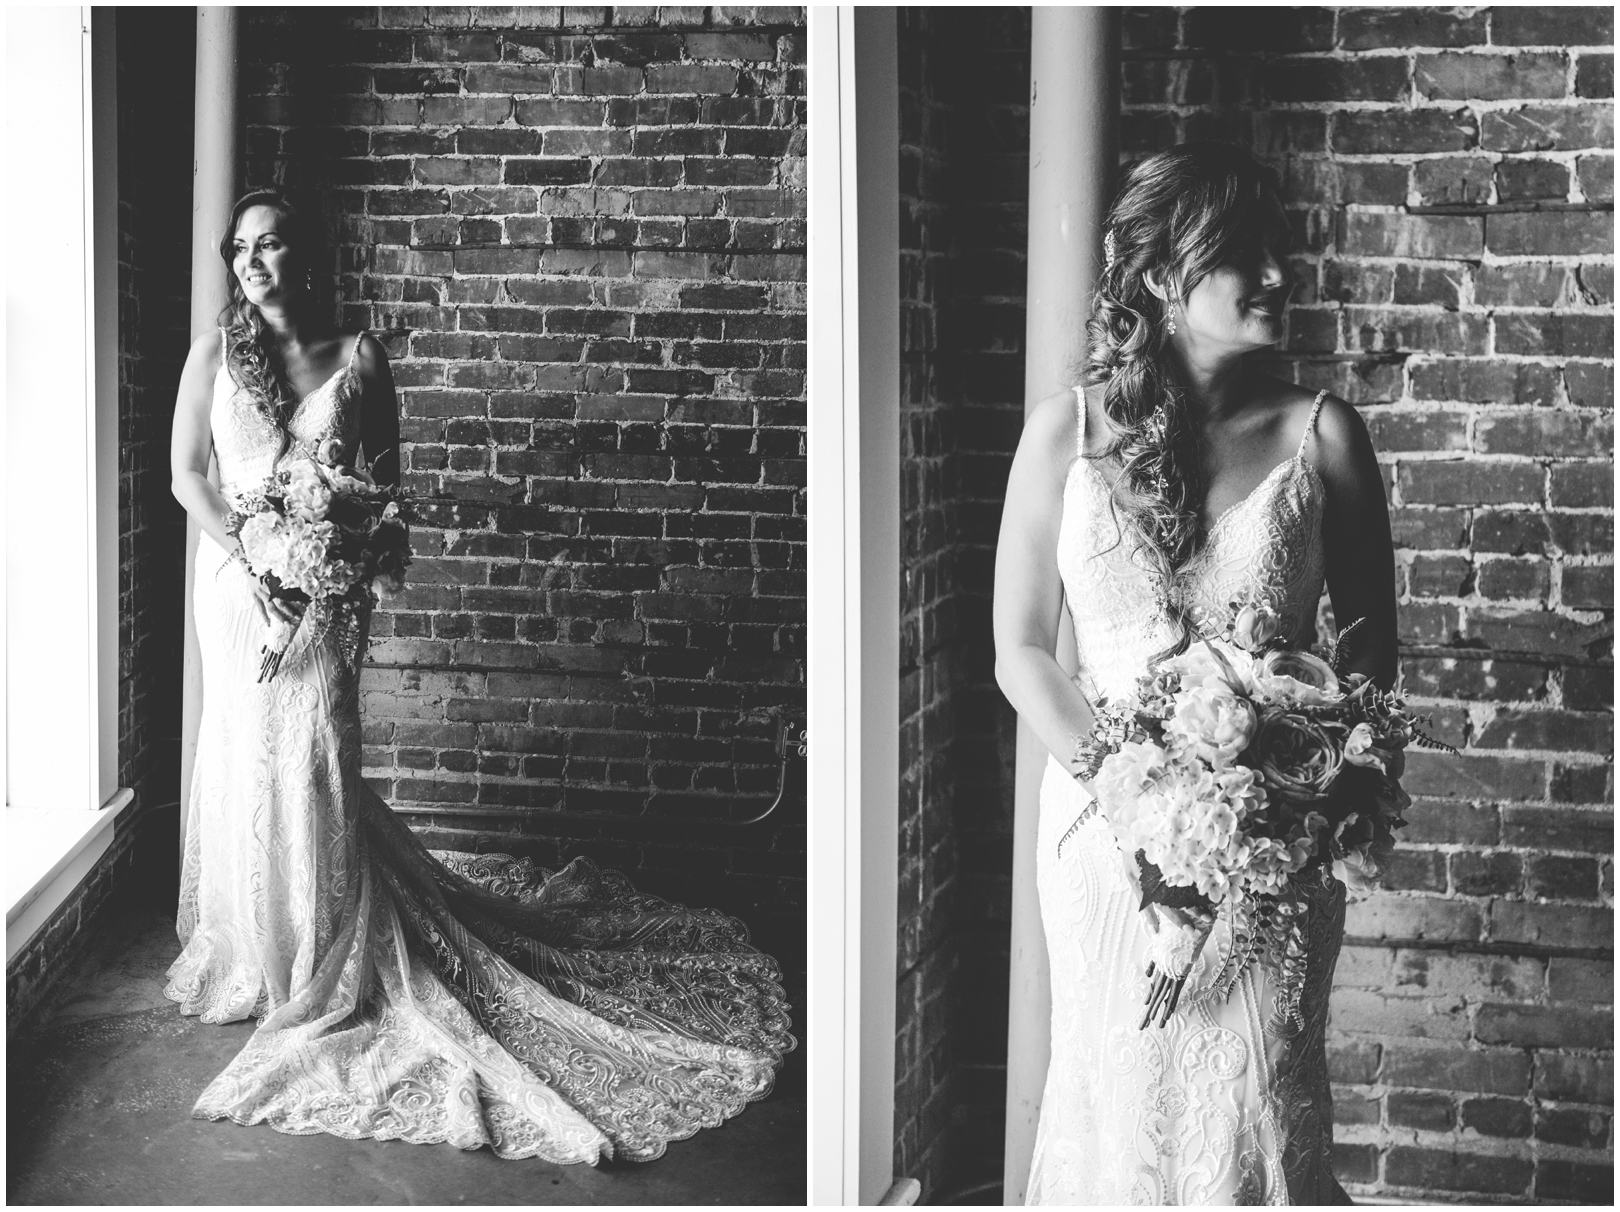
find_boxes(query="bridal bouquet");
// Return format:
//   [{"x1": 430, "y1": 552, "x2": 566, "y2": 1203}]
[
  {"x1": 228, "y1": 438, "x2": 411, "y2": 681},
  {"x1": 1075, "y1": 603, "x2": 1447, "y2": 1032}
]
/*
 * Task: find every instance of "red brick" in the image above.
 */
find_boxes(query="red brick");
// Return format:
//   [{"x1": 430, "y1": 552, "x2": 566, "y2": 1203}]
[
  {"x1": 1527, "y1": 853, "x2": 1601, "y2": 899},
  {"x1": 1416, "y1": 51, "x2": 1567, "y2": 101},
  {"x1": 1448, "y1": 850, "x2": 1525, "y2": 897},
  {"x1": 1482, "y1": 104, "x2": 1615, "y2": 153},
  {"x1": 1340, "y1": 7, "x2": 1487, "y2": 50},
  {"x1": 1487, "y1": 903, "x2": 1613, "y2": 952},
  {"x1": 1381, "y1": 1043, "x2": 1531, "y2": 1096},
  {"x1": 1397, "y1": 461, "x2": 1543, "y2": 506},
  {"x1": 1536, "y1": 1159, "x2": 1614, "y2": 1203},
  {"x1": 1344, "y1": 892, "x2": 1485, "y2": 943},
  {"x1": 1492, "y1": 8, "x2": 1613, "y2": 48},
  {"x1": 1389, "y1": 1089, "x2": 1455, "y2": 1130},
  {"x1": 1459, "y1": 1096, "x2": 1534, "y2": 1138},
  {"x1": 1577, "y1": 154, "x2": 1614, "y2": 202},
  {"x1": 1334, "y1": 109, "x2": 1478, "y2": 155},
  {"x1": 1333, "y1": 1142, "x2": 1378, "y2": 1185},
  {"x1": 1384, "y1": 1146, "x2": 1532, "y2": 1196},
  {"x1": 1502, "y1": 805, "x2": 1612, "y2": 853},
  {"x1": 1263, "y1": 56, "x2": 1409, "y2": 103},
  {"x1": 1561, "y1": 565, "x2": 1613, "y2": 609},
  {"x1": 1340, "y1": 211, "x2": 1482, "y2": 259},
  {"x1": 1486, "y1": 210, "x2": 1614, "y2": 257},
  {"x1": 1547, "y1": 957, "x2": 1613, "y2": 1003},
  {"x1": 1493, "y1": 158, "x2": 1572, "y2": 203},
  {"x1": 1474, "y1": 263, "x2": 1574, "y2": 308},
  {"x1": 1564, "y1": 360, "x2": 1613, "y2": 409},
  {"x1": 1328, "y1": 1038, "x2": 1383, "y2": 1084},
  {"x1": 1402, "y1": 750, "x2": 1545, "y2": 800},
  {"x1": 1475, "y1": 708, "x2": 1610, "y2": 753},
  {"x1": 1413, "y1": 156, "x2": 1492, "y2": 206},
  {"x1": 1535, "y1": 1053, "x2": 1614, "y2": 1104},
  {"x1": 1577, "y1": 53, "x2": 1615, "y2": 98}
]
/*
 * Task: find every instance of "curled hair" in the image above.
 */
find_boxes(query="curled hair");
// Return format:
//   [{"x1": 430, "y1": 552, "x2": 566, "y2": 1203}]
[
  {"x1": 1085, "y1": 142, "x2": 1289, "y2": 656},
  {"x1": 217, "y1": 189, "x2": 325, "y2": 447}
]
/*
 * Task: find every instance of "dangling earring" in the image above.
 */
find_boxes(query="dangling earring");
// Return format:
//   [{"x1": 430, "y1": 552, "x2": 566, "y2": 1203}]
[{"x1": 1166, "y1": 301, "x2": 1178, "y2": 336}]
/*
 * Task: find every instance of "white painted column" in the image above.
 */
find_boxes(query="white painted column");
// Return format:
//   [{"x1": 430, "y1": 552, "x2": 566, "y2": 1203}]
[
  {"x1": 807, "y1": 6, "x2": 901, "y2": 1205},
  {"x1": 1002, "y1": 9, "x2": 1119, "y2": 1205},
  {"x1": 180, "y1": 6, "x2": 238, "y2": 851}
]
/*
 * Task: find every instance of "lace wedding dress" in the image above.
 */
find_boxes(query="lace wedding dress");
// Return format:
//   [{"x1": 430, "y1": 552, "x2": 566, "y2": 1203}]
[
  {"x1": 1026, "y1": 389, "x2": 1348, "y2": 1205},
  {"x1": 167, "y1": 335, "x2": 793, "y2": 1162}
]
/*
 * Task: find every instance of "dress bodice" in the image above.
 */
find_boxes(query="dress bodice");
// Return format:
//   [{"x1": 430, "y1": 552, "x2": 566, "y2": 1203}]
[
  {"x1": 211, "y1": 333, "x2": 363, "y2": 499},
  {"x1": 1057, "y1": 388, "x2": 1328, "y2": 704}
]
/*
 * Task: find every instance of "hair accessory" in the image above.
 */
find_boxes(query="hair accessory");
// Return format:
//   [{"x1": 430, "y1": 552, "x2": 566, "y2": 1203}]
[{"x1": 1102, "y1": 229, "x2": 1117, "y2": 270}]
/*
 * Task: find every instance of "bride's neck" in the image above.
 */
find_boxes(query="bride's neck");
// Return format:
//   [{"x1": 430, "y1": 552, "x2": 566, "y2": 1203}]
[
  {"x1": 254, "y1": 301, "x2": 318, "y2": 351},
  {"x1": 1167, "y1": 345, "x2": 1248, "y2": 422}
]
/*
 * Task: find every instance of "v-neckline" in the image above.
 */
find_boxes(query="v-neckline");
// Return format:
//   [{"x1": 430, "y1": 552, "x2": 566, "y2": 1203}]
[
  {"x1": 1202, "y1": 454, "x2": 1319, "y2": 537},
  {"x1": 1076, "y1": 453, "x2": 1322, "y2": 550},
  {"x1": 292, "y1": 363, "x2": 348, "y2": 409}
]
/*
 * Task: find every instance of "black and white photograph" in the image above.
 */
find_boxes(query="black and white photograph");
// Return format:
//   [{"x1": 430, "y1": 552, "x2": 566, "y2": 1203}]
[
  {"x1": 7, "y1": 5, "x2": 806, "y2": 1205},
  {"x1": 804, "y1": 4, "x2": 1613, "y2": 1207},
  {"x1": 3, "y1": 4, "x2": 1615, "y2": 1211}
]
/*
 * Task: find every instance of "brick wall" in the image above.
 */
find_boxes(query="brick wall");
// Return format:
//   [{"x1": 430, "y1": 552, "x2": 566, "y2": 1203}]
[
  {"x1": 238, "y1": 5, "x2": 807, "y2": 1011},
  {"x1": 118, "y1": 8, "x2": 192, "y2": 837},
  {"x1": 1118, "y1": 7, "x2": 1613, "y2": 1202},
  {"x1": 894, "y1": 8, "x2": 1030, "y2": 1201},
  {"x1": 9, "y1": 8, "x2": 193, "y2": 1034},
  {"x1": 898, "y1": 5, "x2": 1612, "y2": 1203}
]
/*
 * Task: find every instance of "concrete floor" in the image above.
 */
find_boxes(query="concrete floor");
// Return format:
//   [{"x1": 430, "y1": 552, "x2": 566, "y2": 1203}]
[{"x1": 8, "y1": 900, "x2": 805, "y2": 1205}]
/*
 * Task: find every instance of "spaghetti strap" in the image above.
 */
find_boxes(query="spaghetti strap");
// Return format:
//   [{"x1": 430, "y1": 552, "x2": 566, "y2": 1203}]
[
  {"x1": 1297, "y1": 390, "x2": 1327, "y2": 458},
  {"x1": 1075, "y1": 385, "x2": 1087, "y2": 454}
]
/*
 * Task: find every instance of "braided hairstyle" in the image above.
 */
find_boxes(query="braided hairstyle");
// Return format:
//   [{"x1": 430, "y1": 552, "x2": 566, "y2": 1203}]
[
  {"x1": 217, "y1": 189, "x2": 326, "y2": 451},
  {"x1": 1085, "y1": 142, "x2": 1290, "y2": 657}
]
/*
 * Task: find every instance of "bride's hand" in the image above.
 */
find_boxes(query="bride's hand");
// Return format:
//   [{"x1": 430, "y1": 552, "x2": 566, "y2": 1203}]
[
  {"x1": 1144, "y1": 903, "x2": 1207, "y2": 936},
  {"x1": 247, "y1": 577, "x2": 302, "y2": 632}
]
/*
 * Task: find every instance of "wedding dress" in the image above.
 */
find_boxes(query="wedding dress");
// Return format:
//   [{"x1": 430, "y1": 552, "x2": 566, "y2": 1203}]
[
  {"x1": 166, "y1": 335, "x2": 793, "y2": 1162},
  {"x1": 1026, "y1": 388, "x2": 1348, "y2": 1205}
]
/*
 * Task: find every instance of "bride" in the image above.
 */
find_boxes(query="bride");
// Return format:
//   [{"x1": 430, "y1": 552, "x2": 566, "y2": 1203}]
[
  {"x1": 993, "y1": 144, "x2": 1397, "y2": 1204},
  {"x1": 167, "y1": 189, "x2": 793, "y2": 1162}
]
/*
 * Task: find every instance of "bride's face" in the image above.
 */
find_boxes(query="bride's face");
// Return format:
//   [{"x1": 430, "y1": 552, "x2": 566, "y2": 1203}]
[
  {"x1": 230, "y1": 205, "x2": 303, "y2": 307},
  {"x1": 1171, "y1": 198, "x2": 1293, "y2": 357}
]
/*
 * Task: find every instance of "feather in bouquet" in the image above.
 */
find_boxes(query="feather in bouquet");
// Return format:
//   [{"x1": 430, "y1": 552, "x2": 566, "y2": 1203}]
[
  {"x1": 227, "y1": 437, "x2": 412, "y2": 681},
  {"x1": 1073, "y1": 601, "x2": 1454, "y2": 1032}
]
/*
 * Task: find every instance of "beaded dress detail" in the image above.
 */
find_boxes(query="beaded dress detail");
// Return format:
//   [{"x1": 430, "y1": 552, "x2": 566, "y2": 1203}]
[
  {"x1": 1025, "y1": 388, "x2": 1348, "y2": 1205},
  {"x1": 167, "y1": 337, "x2": 793, "y2": 1162}
]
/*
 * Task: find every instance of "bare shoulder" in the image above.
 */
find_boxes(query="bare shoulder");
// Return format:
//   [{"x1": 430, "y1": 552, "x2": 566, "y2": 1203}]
[
  {"x1": 1020, "y1": 387, "x2": 1082, "y2": 477},
  {"x1": 1309, "y1": 392, "x2": 1374, "y2": 467},
  {"x1": 350, "y1": 331, "x2": 394, "y2": 390},
  {"x1": 186, "y1": 326, "x2": 225, "y2": 371},
  {"x1": 353, "y1": 331, "x2": 387, "y2": 362}
]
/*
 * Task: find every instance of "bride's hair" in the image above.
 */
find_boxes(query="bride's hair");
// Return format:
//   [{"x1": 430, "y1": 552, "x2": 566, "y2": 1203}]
[
  {"x1": 217, "y1": 188, "x2": 325, "y2": 436},
  {"x1": 1085, "y1": 142, "x2": 1288, "y2": 655}
]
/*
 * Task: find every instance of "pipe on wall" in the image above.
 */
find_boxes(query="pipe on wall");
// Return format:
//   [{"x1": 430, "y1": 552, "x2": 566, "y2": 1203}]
[
  {"x1": 179, "y1": 6, "x2": 239, "y2": 857},
  {"x1": 1002, "y1": 8, "x2": 1120, "y2": 1205}
]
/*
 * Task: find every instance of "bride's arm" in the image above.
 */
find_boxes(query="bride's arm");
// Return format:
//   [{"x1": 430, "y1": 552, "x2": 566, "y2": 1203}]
[
  {"x1": 170, "y1": 329, "x2": 238, "y2": 550},
  {"x1": 993, "y1": 389, "x2": 1098, "y2": 782},
  {"x1": 354, "y1": 333, "x2": 401, "y2": 489},
  {"x1": 1314, "y1": 394, "x2": 1400, "y2": 690}
]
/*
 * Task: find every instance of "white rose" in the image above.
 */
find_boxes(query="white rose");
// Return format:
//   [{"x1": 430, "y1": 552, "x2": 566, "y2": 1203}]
[
  {"x1": 1255, "y1": 648, "x2": 1342, "y2": 706},
  {"x1": 1164, "y1": 684, "x2": 1258, "y2": 767},
  {"x1": 1231, "y1": 602, "x2": 1282, "y2": 651}
]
